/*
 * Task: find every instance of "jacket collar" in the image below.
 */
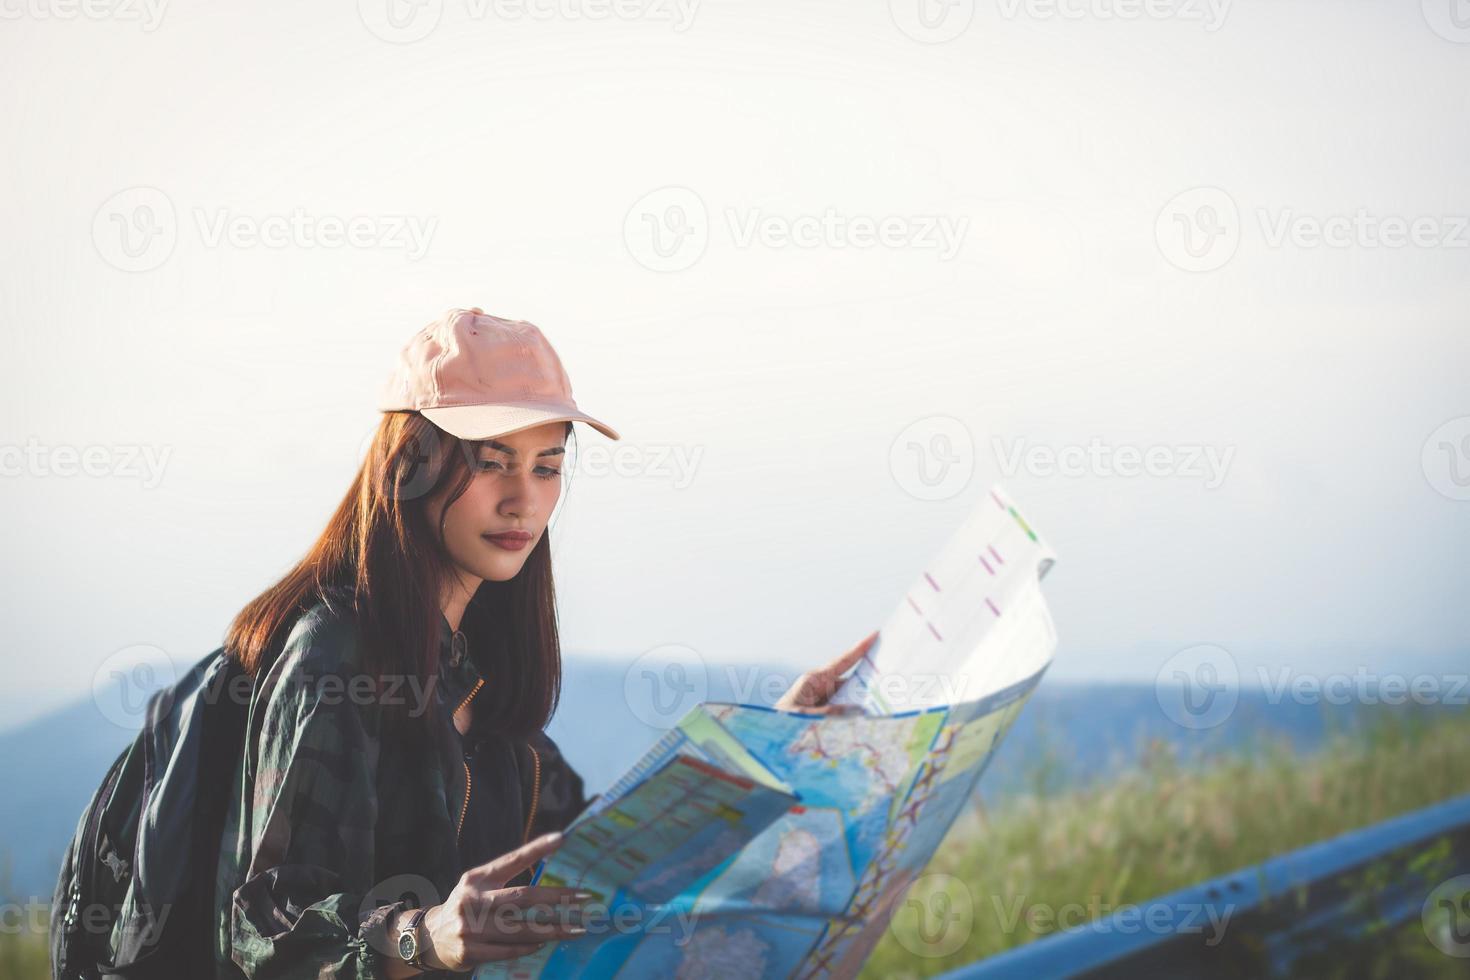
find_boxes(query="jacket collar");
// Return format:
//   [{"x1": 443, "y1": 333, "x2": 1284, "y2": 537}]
[
  {"x1": 319, "y1": 585, "x2": 484, "y2": 715},
  {"x1": 435, "y1": 610, "x2": 486, "y2": 712}
]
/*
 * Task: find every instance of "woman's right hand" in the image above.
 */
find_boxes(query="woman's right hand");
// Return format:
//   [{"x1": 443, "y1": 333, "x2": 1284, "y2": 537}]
[{"x1": 416, "y1": 832, "x2": 592, "y2": 972}]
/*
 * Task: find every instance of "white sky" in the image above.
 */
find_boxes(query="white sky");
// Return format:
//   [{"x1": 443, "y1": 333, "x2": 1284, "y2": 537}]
[{"x1": 2, "y1": 0, "x2": 1467, "y2": 730}]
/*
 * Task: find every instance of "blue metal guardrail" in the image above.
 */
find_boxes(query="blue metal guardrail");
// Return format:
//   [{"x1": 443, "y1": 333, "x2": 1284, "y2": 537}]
[{"x1": 938, "y1": 792, "x2": 1470, "y2": 979}]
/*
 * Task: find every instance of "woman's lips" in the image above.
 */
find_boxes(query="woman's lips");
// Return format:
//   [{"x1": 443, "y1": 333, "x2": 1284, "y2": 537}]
[{"x1": 483, "y1": 531, "x2": 532, "y2": 551}]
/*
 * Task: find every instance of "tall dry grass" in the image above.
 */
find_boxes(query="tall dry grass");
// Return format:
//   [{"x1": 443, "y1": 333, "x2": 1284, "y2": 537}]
[{"x1": 866, "y1": 709, "x2": 1470, "y2": 978}]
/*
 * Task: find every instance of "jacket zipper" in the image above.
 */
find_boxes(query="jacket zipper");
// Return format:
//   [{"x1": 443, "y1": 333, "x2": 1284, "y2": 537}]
[
  {"x1": 522, "y1": 744, "x2": 542, "y2": 844},
  {"x1": 451, "y1": 676, "x2": 544, "y2": 846},
  {"x1": 455, "y1": 678, "x2": 484, "y2": 843}
]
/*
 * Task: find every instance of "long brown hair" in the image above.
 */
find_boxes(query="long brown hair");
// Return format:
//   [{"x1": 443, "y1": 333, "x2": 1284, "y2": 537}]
[{"x1": 224, "y1": 411, "x2": 573, "y2": 742}]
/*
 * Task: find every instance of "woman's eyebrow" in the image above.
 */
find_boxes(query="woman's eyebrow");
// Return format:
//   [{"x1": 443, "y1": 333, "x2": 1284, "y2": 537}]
[{"x1": 482, "y1": 439, "x2": 566, "y2": 457}]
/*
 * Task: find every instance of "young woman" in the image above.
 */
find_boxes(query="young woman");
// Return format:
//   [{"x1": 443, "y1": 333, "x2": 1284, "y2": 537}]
[{"x1": 210, "y1": 308, "x2": 876, "y2": 978}]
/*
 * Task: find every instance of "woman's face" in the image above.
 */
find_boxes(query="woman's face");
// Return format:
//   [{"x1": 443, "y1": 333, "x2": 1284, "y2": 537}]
[{"x1": 429, "y1": 421, "x2": 567, "y2": 586}]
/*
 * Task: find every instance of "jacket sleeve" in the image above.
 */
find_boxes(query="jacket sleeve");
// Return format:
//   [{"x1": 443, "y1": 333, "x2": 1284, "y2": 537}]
[{"x1": 228, "y1": 614, "x2": 412, "y2": 980}]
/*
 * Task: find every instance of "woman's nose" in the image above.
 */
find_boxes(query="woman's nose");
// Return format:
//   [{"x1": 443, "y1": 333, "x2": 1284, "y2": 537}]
[{"x1": 498, "y1": 479, "x2": 538, "y2": 519}]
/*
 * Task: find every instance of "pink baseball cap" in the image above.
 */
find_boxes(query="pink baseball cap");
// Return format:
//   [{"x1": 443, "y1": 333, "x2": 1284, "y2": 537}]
[{"x1": 378, "y1": 307, "x2": 621, "y2": 441}]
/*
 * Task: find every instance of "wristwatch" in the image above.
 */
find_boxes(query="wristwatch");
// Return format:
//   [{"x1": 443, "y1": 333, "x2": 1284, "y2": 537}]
[{"x1": 397, "y1": 906, "x2": 430, "y2": 971}]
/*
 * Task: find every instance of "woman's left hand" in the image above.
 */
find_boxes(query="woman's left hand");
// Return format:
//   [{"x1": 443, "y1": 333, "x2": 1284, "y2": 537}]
[{"x1": 773, "y1": 629, "x2": 879, "y2": 715}]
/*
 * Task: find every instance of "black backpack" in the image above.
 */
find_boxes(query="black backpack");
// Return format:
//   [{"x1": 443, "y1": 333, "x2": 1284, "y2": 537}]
[{"x1": 50, "y1": 646, "x2": 252, "y2": 980}]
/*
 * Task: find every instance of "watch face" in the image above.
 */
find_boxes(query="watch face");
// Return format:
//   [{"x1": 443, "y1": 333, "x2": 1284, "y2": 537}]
[{"x1": 398, "y1": 931, "x2": 417, "y2": 960}]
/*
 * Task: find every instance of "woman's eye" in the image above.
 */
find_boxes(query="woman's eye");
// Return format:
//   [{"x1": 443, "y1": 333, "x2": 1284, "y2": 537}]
[{"x1": 475, "y1": 458, "x2": 561, "y2": 479}]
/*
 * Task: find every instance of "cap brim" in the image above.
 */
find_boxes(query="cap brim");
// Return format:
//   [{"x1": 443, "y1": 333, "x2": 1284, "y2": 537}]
[{"x1": 419, "y1": 403, "x2": 621, "y2": 442}]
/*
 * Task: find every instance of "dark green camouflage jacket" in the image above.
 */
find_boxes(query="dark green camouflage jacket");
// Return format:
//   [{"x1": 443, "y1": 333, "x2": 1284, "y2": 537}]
[{"x1": 211, "y1": 590, "x2": 587, "y2": 979}]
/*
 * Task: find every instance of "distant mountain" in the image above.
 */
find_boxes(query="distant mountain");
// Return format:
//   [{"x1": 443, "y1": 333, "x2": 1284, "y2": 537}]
[
  {"x1": 3, "y1": 655, "x2": 1448, "y2": 902},
  {"x1": 0, "y1": 686, "x2": 146, "y2": 903}
]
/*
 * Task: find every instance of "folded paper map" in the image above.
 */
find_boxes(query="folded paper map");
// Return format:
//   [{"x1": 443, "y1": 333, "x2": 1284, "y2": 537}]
[{"x1": 476, "y1": 483, "x2": 1059, "y2": 980}]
